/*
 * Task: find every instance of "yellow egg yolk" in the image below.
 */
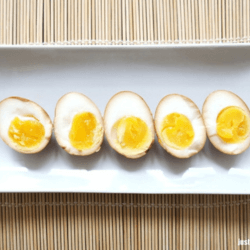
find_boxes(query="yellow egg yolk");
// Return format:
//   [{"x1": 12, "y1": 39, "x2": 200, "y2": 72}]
[
  {"x1": 161, "y1": 113, "x2": 195, "y2": 149},
  {"x1": 69, "y1": 112, "x2": 102, "y2": 150},
  {"x1": 114, "y1": 116, "x2": 151, "y2": 150},
  {"x1": 8, "y1": 116, "x2": 45, "y2": 149},
  {"x1": 216, "y1": 106, "x2": 250, "y2": 143}
]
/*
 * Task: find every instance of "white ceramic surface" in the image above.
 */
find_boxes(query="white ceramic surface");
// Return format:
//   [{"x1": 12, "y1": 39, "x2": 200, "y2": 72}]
[{"x1": 1, "y1": 46, "x2": 250, "y2": 193}]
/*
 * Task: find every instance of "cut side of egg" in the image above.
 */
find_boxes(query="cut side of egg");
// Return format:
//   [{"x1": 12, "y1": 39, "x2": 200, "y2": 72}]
[
  {"x1": 0, "y1": 97, "x2": 53, "y2": 154},
  {"x1": 155, "y1": 94, "x2": 206, "y2": 158},
  {"x1": 54, "y1": 92, "x2": 104, "y2": 156},
  {"x1": 203, "y1": 90, "x2": 250, "y2": 155},
  {"x1": 104, "y1": 91, "x2": 155, "y2": 159}
]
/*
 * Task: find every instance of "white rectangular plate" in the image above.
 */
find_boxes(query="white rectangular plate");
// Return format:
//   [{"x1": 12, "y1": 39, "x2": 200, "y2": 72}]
[{"x1": 1, "y1": 46, "x2": 250, "y2": 194}]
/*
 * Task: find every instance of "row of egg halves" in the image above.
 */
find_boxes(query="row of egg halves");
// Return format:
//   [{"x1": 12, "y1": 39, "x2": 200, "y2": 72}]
[{"x1": 0, "y1": 90, "x2": 249, "y2": 159}]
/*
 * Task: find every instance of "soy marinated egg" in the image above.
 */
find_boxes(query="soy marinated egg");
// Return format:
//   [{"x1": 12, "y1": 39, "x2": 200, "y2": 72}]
[
  {"x1": 0, "y1": 97, "x2": 52, "y2": 154},
  {"x1": 54, "y1": 92, "x2": 104, "y2": 156},
  {"x1": 104, "y1": 91, "x2": 155, "y2": 159},
  {"x1": 202, "y1": 90, "x2": 250, "y2": 155},
  {"x1": 155, "y1": 94, "x2": 206, "y2": 158}
]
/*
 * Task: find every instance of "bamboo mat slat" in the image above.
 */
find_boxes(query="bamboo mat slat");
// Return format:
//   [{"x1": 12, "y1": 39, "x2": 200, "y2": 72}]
[
  {"x1": 0, "y1": 0, "x2": 250, "y2": 45},
  {"x1": 0, "y1": 194, "x2": 250, "y2": 249}
]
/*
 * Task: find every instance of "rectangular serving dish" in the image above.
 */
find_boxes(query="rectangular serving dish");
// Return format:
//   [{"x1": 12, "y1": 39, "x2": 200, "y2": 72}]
[{"x1": 1, "y1": 45, "x2": 250, "y2": 193}]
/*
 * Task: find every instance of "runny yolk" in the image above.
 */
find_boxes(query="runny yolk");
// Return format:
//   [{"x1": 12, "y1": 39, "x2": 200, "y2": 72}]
[
  {"x1": 8, "y1": 116, "x2": 45, "y2": 149},
  {"x1": 114, "y1": 116, "x2": 150, "y2": 149},
  {"x1": 161, "y1": 113, "x2": 195, "y2": 149},
  {"x1": 216, "y1": 106, "x2": 250, "y2": 143},
  {"x1": 69, "y1": 112, "x2": 98, "y2": 150}
]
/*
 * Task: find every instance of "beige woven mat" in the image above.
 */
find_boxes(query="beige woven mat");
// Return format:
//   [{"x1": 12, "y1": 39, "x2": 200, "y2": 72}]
[
  {"x1": 0, "y1": 0, "x2": 250, "y2": 45},
  {"x1": 0, "y1": 194, "x2": 250, "y2": 249},
  {"x1": 1, "y1": 1, "x2": 250, "y2": 249}
]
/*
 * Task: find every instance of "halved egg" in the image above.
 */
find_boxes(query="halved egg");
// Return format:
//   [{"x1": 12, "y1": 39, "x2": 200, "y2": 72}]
[
  {"x1": 0, "y1": 97, "x2": 53, "y2": 154},
  {"x1": 154, "y1": 94, "x2": 206, "y2": 158},
  {"x1": 104, "y1": 91, "x2": 155, "y2": 159},
  {"x1": 202, "y1": 90, "x2": 250, "y2": 155},
  {"x1": 54, "y1": 92, "x2": 104, "y2": 156}
]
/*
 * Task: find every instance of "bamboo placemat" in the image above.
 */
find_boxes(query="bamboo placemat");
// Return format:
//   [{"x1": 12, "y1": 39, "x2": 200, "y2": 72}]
[
  {"x1": 0, "y1": 0, "x2": 250, "y2": 45},
  {"x1": 0, "y1": 194, "x2": 250, "y2": 249},
  {"x1": 1, "y1": 1, "x2": 250, "y2": 249}
]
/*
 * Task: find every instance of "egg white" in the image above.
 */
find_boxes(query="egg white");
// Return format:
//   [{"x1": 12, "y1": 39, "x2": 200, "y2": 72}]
[
  {"x1": 54, "y1": 92, "x2": 104, "y2": 156},
  {"x1": 104, "y1": 91, "x2": 155, "y2": 159},
  {"x1": 155, "y1": 94, "x2": 206, "y2": 158},
  {"x1": 202, "y1": 90, "x2": 250, "y2": 155},
  {"x1": 0, "y1": 97, "x2": 53, "y2": 154}
]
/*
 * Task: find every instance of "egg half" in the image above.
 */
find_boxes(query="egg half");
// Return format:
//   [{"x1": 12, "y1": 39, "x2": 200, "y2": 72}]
[
  {"x1": 154, "y1": 94, "x2": 206, "y2": 158},
  {"x1": 202, "y1": 90, "x2": 250, "y2": 155},
  {"x1": 0, "y1": 97, "x2": 52, "y2": 154},
  {"x1": 104, "y1": 91, "x2": 155, "y2": 159},
  {"x1": 54, "y1": 92, "x2": 104, "y2": 156}
]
